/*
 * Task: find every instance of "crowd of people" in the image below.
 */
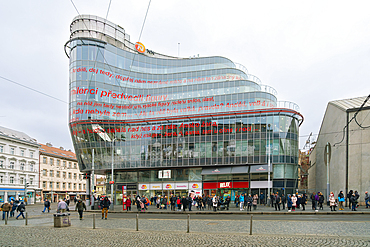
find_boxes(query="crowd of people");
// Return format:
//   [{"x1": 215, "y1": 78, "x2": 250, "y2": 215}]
[{"x1": 0, "y1": 200, "x2": 26, "y2": 220}]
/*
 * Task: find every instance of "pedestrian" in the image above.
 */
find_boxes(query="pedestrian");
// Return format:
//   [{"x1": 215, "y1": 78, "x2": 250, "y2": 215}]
[
  {"x1": 291, "y1": 194, "x2": 297, "y2": 211},
  {"x1": 329, "y1": 192, "x2": 336, "y2": 211},
  {"x1": 354, "y1": 191, "x2": 360, "y2": 209},
  {"x1": 260, "y1": 192, "x2": 265, "y2": 205},
  {"x1": 42, "y1": 199, "x2": 50, "y2": 213},
  {"x1": 156, "y1": 196, "x2": 161, "y2": 209},
  {"x1": 350, "y1": 193, "x2": 357, "y2": 211},
  {"x1": 347, "y1": 190, "x2": 353, "y2": 209},
  {"x1": 16, "y1": 202, "x2": 26, "y2": 220},
  {"x1": 253, "y1": 194, "x2": 258, "y2": 210},
  {"x1": 182, "y1": 196, "x2": 188, "y2": 212},
  {"x1": 212, "y1": 195, "x2": 218, "y2": 212},
  {"x1": 135, "y1": 196, "x2": 141, "y2": 212},
  {"x1": 281, "y1": 194, "x2": 286, "y2": 210},
  {"x1": 338, "y1": 191, "x2": 345, "y2": 210},
  {"x1": 177, "y1": 196, "x2": 182, "y2": 211},
  {"x1": 100, "y1": 197, "x2": 111, "y2": 219},
  {"x1": 301, "y1": 193, "x2": 307, "y2": 211},
  {"x1": 1, "y1": 201, "x2": 11, "y2": 220},
  {"x1": 275, "y1": 193, "x2": 281, "y2": 211},
  {"x1": 126, "y1": 197, "x2": 131, "y2": 211},
  {"x1": 311, "y1": 192, "x2": 316, "y2": 210},
  {"x1": 239, "y1": 193, "x2": 245, "y2": 211},
  {"x1": 187, "y1": 195, "x2": 193, "y2": 211},
  {"x1": 225, "y1": 196, "x2": 231, "y2": 210},
  {"x1": 365, "y1": 191, "x2": 369, "y2": 209},
  {"x1": 287, "y1": 195, "x2": 292, "y2": 212},
  {"x1": 270, "y1": 193, "x2": 275, "y2": 207},
  {"x1": 235, "y1": 195, "x2": 239, "y2": 208},
  {"x1": 57, "y1": 199, "x2": 68, "y2": 213},
  {"x1": 315, "y1": 192, "x2": 320, "y2": 210},
  {"x1": 247, "y1": 194, "x2": 253, "y2": 211},
  {"x1": 318, "y1": 192, "x2": 324, "y2": 210},
  {"x1": 10, "y1": 200, "x2": 17, "y2": 217},
  {"x1": 297, "y1": 195, "x2": 301, "y2": 209},
  {"x1": 75, "y1": 199, "x2": 86, "y2": 220},
  {"x1": 74, "y1": 197, "x2": 77, "y2": 204},
  {"x1": 170, "y1": 194, "x2": 176, "y2": 211}
]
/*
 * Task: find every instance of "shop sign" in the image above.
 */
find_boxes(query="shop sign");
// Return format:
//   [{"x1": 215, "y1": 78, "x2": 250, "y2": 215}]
[
  {"x1": 250, "y1": 164, "x2": 269, "y2": 173},
  {"x1": 139, "y1": 184, "x2": 149, "y2": 190},
  {"x1": 150, "y1": 183, "x2": 162, "y2": 190},
  {"x1": 189, "y1": 182, "x2": 202, "y2": 190},
  {"x1": 127, "y1": 184, "x2": 137, "y2": 190},
  {"x1": 135, "y1": 42, "x2": 145, "y2": 53},
  {"x1": 219, "y1": 182, "x2": 232, "y2": 188},
  {"x1": 175, "y1": 183, "x2": 188, "y2": 190},
  {"x1": 158, "y1": 170, "x2": 171, "y2": 178},
  {"x1": 163, "y1": 183, "x2": 174, "y2": 190}
]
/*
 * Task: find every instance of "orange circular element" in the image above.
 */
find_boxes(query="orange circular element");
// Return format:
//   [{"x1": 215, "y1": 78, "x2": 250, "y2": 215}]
[{"x1": 135, "y1": 42, "x2": 146, "y2": 53}]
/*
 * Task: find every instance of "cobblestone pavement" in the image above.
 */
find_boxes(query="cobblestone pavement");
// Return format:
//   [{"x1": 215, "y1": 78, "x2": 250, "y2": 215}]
[{"x1": 0, "y1": 226, "x2": 369, "y2": 246}]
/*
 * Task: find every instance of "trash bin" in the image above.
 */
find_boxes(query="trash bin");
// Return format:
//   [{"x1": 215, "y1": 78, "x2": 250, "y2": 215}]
[{"x1": 53, "y1": 213, "x2": 71, "y2": 227}]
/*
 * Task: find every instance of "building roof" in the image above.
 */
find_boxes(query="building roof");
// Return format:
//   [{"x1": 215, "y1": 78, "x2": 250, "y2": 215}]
[
  {"x1": 39, "y1": 143, "x2": 77, "y2": 161},
  {"x1": 0, "y1": 126, "x2": 38, "y2": 144},
  {"x1": 330, "y1": 95, "x2": 370, "y2": 111}
]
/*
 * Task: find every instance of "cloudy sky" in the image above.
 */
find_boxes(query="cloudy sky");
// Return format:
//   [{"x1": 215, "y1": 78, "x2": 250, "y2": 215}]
[{"x1": 1, "y1": 0, "x2": 369, "y2": 151}]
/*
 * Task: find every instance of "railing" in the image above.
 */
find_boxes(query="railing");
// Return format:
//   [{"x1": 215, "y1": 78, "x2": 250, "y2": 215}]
[
  {"x1": 277, "y1": 101, "x2": 300, "y2": 112},
  {"x1": 260, "y1": 85, "x2": 277, "y2": 96},
  {"x1": 234, "y1": 63, "x2": 249, "y2": 75},
  {"x1": 247, "y1": 74, "x2": 261, "y2": 84}
]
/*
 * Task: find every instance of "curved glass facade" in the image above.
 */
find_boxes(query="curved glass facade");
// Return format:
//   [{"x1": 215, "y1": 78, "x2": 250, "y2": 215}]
[{"x1": 66, "y1": 15, "x2": 303, "y2": 200}]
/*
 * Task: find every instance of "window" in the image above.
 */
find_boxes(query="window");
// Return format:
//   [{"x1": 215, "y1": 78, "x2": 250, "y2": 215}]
[
  {"x1": 79, "y1": 174, "x2": 82, "y2": 180},
  {"x1": 79, "y1": 184, "x2": 81, "y2": 190},
  {"x1": 49, "y1": 182, "x2": 53, "y2": 189},
  {"x1": 30, "y1": 151, "x2": 34, "y2": 158},
  {"x1": 10, "y1": 147, "x2": 15, "y2": 155},
  {"x1": 62, "y1": 182, "x2": 66, "y2": 189},
  {"x1": 0, "y1": 160, "x2": 3, "y2": 168},
  {"x1": 56, "y1": 171, "x2": 60, "y2": 178},
  {"x1": 83, "y1": 184, "x2": 86, "y2": 190},
  {"x1": 49, "y1": 170, "x2": 54, "y2": 177},
  {"x1": 10, "y1": 176, "x2": 14, "y2": 184},
  {"x1": 30, "y1": 164, "x2": 34, "y2": 171},
  {"x1": 73, "y1": 163, "x2": 77, "y2": 169},
  {"x1": 29, "y1": 177, "x2": 33, "y2": 185},
  {"x1": 20, "y1": 177, "x2": 24, "y2": 184},
  {"x1": 0, "y1": 145, "x2": 3, "y2": 153},
  {"x1": 68, "y1": 162, "x2": 71, "y2": 168},
  {"x1": 68, "y1": 183, "x2": 71, "y2": 189},
  {"x1": 63, "y1": 161, "x2": 66, "y2": 167},
  {"x1": 63, "y1": 172, "x2": 66, "y2": 178},
  {"x1": 43, "y1": 169, "x2": 47, "y2": 176},
  {"x1": 20, "y1": 163, "x2": 25, "y2": 170},
  {"x1": 43, "y1": 157, "x2": 47, "y2": 164},
  {"x1": 9, "y1": 161, "x2": 14, "y2": 169},
  {"x1": 68, "y1": 173, "x2": 71, "y2": 179},
  {"x1": 57, "y1": 160, "x2": 60, "y2": 166},
  {"x1": 56, "y1": 182, "x2": 60, "y2": 189},
  {"x1": 73, "y1": 173, "x2": 77, "y2": 179},
  {"x1": 49, "y1": 158, "x2": 54, "y2": 165},
  {"x1": 21, "y1": 150, "x2": 25, "y2": 156},
  {"x1": 73, "y1": 183, "x2": 76, "y2": 190},
  {"x1": 0, "y1": 176, "x2": 3, "y2": 183},
  {"x1": 43, "y1": 181, "x2": 46, "y2": 188}
]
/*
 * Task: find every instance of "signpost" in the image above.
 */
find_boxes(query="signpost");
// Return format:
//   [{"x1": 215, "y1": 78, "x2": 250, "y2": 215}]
[{"x1": 324, "y1": 142, "x2": 331, "y2": 205}]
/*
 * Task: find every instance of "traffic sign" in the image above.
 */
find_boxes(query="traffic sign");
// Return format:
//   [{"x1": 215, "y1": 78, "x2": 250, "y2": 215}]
[{"x1": 109, "y1": 181, "x2": 114, "y2": 184}]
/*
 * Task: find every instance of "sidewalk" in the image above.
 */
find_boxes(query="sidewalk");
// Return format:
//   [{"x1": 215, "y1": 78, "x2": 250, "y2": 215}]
[{"x1": 87, "y1": 203, "x2": 370, "y2": 215}]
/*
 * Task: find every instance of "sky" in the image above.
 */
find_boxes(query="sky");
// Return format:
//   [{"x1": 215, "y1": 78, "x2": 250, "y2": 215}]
[{"x1": 1, "y1": 0, "x2": 370, "y2": 152}]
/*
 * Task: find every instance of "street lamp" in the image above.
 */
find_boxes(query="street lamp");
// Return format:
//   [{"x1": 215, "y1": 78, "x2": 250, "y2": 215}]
[
  {"x1": 110, "y1": 138, "x2": 116, "y2": 210},
  {"x1": 267, "y1": 124, "x2": 271, "y2": 206}
]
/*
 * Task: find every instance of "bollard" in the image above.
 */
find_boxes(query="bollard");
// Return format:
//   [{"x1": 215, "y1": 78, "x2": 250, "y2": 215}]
[
  {"x1": 25, "y1": 212, "x2": 28, "y2": 225},
  {"x1": 93, "y1": 214, "x2": 96, "y2": 229},
  {"x1": 187, "y1": 214, "x2": 190, "y2": 233},
  {"x1": 250, "y1": 214, "x2": 253, "y2": 235},
  {"x1": 5, "y1": 213, "x2": 8, "y2": 225},
  {"x1": 136, "y1": 214, "x2": 139, "y2": 231}
]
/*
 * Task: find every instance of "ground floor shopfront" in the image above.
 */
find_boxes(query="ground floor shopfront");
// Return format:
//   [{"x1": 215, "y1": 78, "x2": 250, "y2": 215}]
[
  {"x1": 0, "y1": 187, "x2": 41, "y2": 204},
  {"x1": 41, "y1": 191, "x2": 87, "y2": 203}
]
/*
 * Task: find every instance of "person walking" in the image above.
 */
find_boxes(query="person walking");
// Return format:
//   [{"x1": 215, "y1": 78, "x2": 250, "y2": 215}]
[
  {"x1": 16, "y1": 202, "x2": 26, "y2": 220},
  {"x1": 126, "y1": 197, "x2": 132, "y2": 211},
  {"x1": 42, "y1": 199, "x2": 50, "y2": 213},
  {"x1": 338, "y1": 191, "x2": 345, "y2": 210},
  {"x1": 10, "y1": 201, "x2": 17, "y2": 217},
  {"x1": 291, "y1": 194, "x2": 297, "y2": 211},
  {"x1": 75, "y1": 199, "x2": 86, "y2": 220},
  {"x1": 329, "y1": 192, "x2": 336, "y2": 211},
  {"x1": 1, "y1": 201, "x2": 11, "y2": 220},
  {"x1": 365, "y1": 191, "x2": 369, "y2": 209},
  {"x1": 252, "y1": 194, "x2": 258, "y2": 210},
  {"x1": 301, "y1": 193, "x2": 307, "y2": 211},
  {"x1": 100, "y1": 197, "x2": 111, "y2": 219},
  {"x1": 311, "y1": 192, "x2": 317, "y2": 210},
  {"x1": 318, "y1": 192, "x2": 324, "y2": 210},
  {"x1": 239, "y1": 193, "x2": 245, "y2": 211},
  {"x1": 287, "y1": 195, "x2": 292, "y2": 212},
  {"x1": 57, "y1": 199, "x2": 68, "y2": 213},
  {"x1": 281, "y1": 194, "x2": 286, "y2": 210},
  {"x1": 247, "y1": 194, "x2": 253, "y2": 211},
  {"x1": 274, "y1": 193, "x2": 281, "y2": 211}
]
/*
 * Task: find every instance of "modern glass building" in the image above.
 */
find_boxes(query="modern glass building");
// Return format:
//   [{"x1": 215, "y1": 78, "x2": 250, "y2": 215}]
[{"x1": 65, "y1": 15, "x2": 303, "y2": 205}]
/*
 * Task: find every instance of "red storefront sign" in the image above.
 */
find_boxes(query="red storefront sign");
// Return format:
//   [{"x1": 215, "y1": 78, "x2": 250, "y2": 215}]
[{"x1": 203, "y1": 181, "x2": 249, "y2": 189}]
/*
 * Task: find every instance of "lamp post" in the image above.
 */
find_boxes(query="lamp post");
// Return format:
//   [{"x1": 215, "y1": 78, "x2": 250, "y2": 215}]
[
  {"x1": 110, "y1": 139, "x2": 116, "y2": 210},
  {"x1": 267, "y1": 124, "x2": 271, "y2": 206}
]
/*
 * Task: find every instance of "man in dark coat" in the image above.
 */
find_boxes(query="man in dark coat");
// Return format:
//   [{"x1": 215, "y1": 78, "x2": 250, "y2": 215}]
[
  {"x1": 260, "y1": 192, "x2": 265, "y2": 205},
  {"x1": 301, "y1": 193, "x2": 307, "y2": 211},
  {"x1": 281, "y1": 194, "x2": 286, "y2": 210},
  {"x1": 274, "y1": 193, "x2": 281, "y2": 211},
  {"x1": 170, "y1": 194, "x2": 176, "y2": 211},
  {"x1": 75, "y1": 199, "x2": 86, "y2": 220},
  {"x1": 42, "y1": 199, "x2": 50, "y2": 213},
  {"x1": 225, "y1": 196, "x2": 231, "y2": 210},
  {"x1": 100, "y1": 197, "x2": 110, "y2": 219},
  {"x1": 181, "y1": 196, "x2": 188, "y2": 212},
  {"x1": 16, "y1": 202, "x2": 26, "y2": 220}
]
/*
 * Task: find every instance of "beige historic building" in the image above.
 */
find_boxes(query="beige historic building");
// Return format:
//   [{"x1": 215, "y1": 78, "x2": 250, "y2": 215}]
[
  {"x1": 39, "y1": 143, "x2": 86, "y2": 202},
  {"x1": 95, "y1": 176, "x2": 106, "y2": 197}
]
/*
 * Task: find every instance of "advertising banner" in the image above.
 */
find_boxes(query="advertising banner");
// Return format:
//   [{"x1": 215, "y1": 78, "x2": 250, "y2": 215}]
[
  {"x1": 163, "y1": 183, "x2": 174, "y2": 190},
  {"x1": 150, "y1": 183, "x2": 162, "y2": 190},
  {"x1": 138, "y1": 184, "x2": 149, "y2": 190},
  {"x1": 189, "y1": 182, "x2": 202, "y2": 190},
  {"x1": 175, "y1": 183, "x2": 188, "y2": 190}
]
